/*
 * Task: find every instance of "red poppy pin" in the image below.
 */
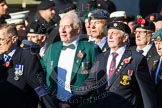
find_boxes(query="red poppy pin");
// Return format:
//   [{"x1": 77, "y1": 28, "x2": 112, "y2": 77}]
[
  {"x1": 5, "y1": 61, "x2": 10, "y2": 68},
  {"x1": 77, "y1": 50, "x2": 83, "y2": 58},
  {"x1": 123, "y1": 57, "x2": 131, "y2": 64},
  {"x1": 137, "y1": 17, "x2": 145, "y2": 25}
]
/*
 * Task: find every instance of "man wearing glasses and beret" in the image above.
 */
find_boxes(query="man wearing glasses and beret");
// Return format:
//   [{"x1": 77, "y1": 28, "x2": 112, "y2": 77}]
[{"x1": 131, "y1": 17, "x2": 159, "y2": 72}]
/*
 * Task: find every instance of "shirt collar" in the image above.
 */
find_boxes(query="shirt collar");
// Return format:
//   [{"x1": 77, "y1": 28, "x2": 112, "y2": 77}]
[{"x1": 110, "y1": 45, "x2": 126, "y2": 55}]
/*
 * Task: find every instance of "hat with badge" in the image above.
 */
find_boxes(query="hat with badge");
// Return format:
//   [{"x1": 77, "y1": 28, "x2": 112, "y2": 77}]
[
  {"x1": 5, "y1": 18, "x2": 25, "y2": 25},
  {"x1": 107, "y1": 22, "x2": 131, "y2": 34},
  {"x1": 135, "y1": 16, "x2": 155, "y2": 32},
  {"x1": 5, "y1": 10, "x2": 29, "y2": 25},
  {"x1": 90, "y1": 9, "x2": 109, "y2": 20},
  {"x1": 152, "y1": 28, "x2": 162, "y2": 41},
  {"x1": 9, "y1": 10, "x2": 29, "y2": 19},
  {"x1": 27, "y1": 21, "x2": 46, "y2": 34},
  {"x1": 37, "y1": 0, "x2": 55, "y2": 10},
  {"x1": 109, "y1": 11, "x2": 127, "y2": 22},
  {"x1": 145, "y1": 13, "x2": 162, "y2": 22}
]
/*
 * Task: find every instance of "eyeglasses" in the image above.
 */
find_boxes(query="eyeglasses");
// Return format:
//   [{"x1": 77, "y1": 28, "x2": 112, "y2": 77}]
[
  {"x1": 134, "y1": 31, "x2": 153, "y2": 35},
  {"x1": 0, "y1": 37, "x2": 12, "y2": 43}
]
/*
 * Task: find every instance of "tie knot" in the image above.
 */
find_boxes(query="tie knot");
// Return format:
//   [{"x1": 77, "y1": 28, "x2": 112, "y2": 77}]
[
  {"x1": 4, "y1": 54, "x2": 11, "y2": 62},
  {"x1": 62, "y1": 44, "x2": 75, "y2": 50},
  {"x1": 138, "y1": 50, "x2": 144, "y2": 54},
  {"x1": 112, "y1": 52, "x2": 118, "y2": 57}
]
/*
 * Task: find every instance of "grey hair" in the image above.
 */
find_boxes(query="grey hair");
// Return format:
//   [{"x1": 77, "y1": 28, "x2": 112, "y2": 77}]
[
  {"x1": 0, "y1": 24, "x2": 18, "y2": 37},
  {"x1": 60, "y1": 13, "x2": 82, "y2": 30}
]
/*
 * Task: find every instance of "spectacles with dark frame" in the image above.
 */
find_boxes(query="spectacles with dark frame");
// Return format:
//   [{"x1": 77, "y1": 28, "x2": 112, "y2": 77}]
[{"x1": 134, "y1": 31, "x2": 153, "y2": 35}]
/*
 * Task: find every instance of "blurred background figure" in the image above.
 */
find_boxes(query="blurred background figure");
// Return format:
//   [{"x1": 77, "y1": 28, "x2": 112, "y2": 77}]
[
  {"x1": 0, "y1": 0, "x2": 9, "y2": 24},
  {"x1": 58, "y1": 2, "x2": 77, "y2": 18},
  {"x1": 5, "y1": 10, "x2": 29, "y2": 46},
  {"x1": 145, "y1": 13, "x2": 162, "y2": 32},
  {"x1": 30, "y1": 0, "x2": 60, "y2": 53},
  {"x1": 26, "y1": 21, "x2": 47, "y2": 57},
  {"x1": 109, "y1": 11, "x2": 127, "y2": 23},
  {"x1": 127, "y1": 15, "x2": 136, "y2": 47}
]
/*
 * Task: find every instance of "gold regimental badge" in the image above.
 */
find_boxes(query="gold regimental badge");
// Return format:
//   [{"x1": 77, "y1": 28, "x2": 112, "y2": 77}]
[{"x1": 120, "y1": 74, "x2": 130, "y2": 85}]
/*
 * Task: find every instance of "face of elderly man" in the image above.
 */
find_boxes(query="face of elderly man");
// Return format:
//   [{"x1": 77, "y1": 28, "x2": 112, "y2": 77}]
[
  {"x1": 59, "y1": 14, "x2": 81, "y2": 44},
  {"x1": 0, "y1": 25, "x2": 18, "y2": 54},
  {"x1": 134, "y1": 28, "x2": 153, "y2": 48},
  {"x1": 90, "y1": 19, "x2": 107, "y2": 38},
  {"x1": 154, "y1": 40, "x2": 162, "y2": 57},
  {"x1": 107, "y1": 28, "x2": 128, "y2": 51}
]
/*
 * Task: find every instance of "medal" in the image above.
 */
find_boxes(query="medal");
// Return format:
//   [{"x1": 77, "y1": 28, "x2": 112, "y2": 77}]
[{"x1": 14, "y1": 64, "x2": 24, "y2": 80}]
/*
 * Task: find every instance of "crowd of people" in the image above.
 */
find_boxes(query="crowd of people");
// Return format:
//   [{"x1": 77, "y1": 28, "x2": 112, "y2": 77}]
[{"x1": 0, "y1": 0, "x2": 162, "y2": 108}]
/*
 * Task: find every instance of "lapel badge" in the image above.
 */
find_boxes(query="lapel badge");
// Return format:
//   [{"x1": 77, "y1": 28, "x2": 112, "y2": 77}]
[
  {"x1": 50, "y1": 61, "x2": 54, "y2": 70},
  {"x1": 77, "y1": 50, "x2": 83, "y2": 58},
  {"x1": 14, "y1": 64, "x2": 24, "y2": 80},
  {"x1": 127, "y1": 69, "x2": 133, "y2": 80},
  {"x1": 123, "y1": 56, "x2": 131, "y2": 64},
  {"x1": 103, "y1": 48, "x2": 107, "y2": 52},
  {"x1": 81, "y1": 62, "x2": 91, "y2": 74},
  {"x1": 120, "y1": 74, "x2": 130, "y2": 86}
]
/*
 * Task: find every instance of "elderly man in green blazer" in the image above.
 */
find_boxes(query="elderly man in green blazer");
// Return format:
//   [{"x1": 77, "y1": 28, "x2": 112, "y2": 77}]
[{"x1": 41, "y1": 13, "x2": 101, "y2": 108}]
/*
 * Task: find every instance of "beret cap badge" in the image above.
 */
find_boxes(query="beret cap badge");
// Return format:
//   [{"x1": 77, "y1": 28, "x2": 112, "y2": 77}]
[
  {"x1": 29, "y1": 29, "x2": 34, "y2": 33},
  {"x1": 114, "y1": 23, "x2": 118, "y2": 27},
  {"x1": 157, "y1": 36, "x2": 161, "y2": 41}
]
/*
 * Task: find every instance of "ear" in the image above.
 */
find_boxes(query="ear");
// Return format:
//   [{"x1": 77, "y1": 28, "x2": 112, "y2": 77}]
[
  {"x1": 11, "y1": 36, "x2": 18, "y2": 43},
  {"x1": 123, "y1": 34, "x2": 129, "y2": 43},
  {"x1": 40, "y1": 35, "x2": 47, "y2": 43},
  {"x1": 76, "y1": 27, "x2": 81, "y2": 35}
]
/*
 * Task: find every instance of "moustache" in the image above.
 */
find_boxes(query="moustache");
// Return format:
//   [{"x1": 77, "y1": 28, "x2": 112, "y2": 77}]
[{"x1": 157, "y1": 50, "x2": 162, "y2": 53}]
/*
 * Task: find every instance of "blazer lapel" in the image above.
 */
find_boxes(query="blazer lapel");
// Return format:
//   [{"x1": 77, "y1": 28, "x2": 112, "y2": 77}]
[
  {"x1": 11, "y1": 47, "x2": 22, "y2": 64},
  {"x1": 71, "y1": 41, "x2": 85, "y2": 82},
  {"x1": 52, "y1": 42, "x2": 62, "y2": 67}
]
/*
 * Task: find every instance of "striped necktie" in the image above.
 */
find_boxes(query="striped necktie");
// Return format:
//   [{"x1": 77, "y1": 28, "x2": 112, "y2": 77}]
[{"x1": 108, "y1": 52, "x2": 118, "y2": 80}]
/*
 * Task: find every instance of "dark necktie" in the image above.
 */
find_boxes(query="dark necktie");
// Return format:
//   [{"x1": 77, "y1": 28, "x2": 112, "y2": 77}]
[
  {"x1": 62, "y1": 44, "x2": 75, "y2": 50},
  {"x1": 108, "y1": 52, "x2": 118, "y2": 80},
  {"x1": 138, "y1": 50, "x2": 144, "y2": 54},
  {"x1": 155, "y1": 59, "x2": 162, "y2": 84}
]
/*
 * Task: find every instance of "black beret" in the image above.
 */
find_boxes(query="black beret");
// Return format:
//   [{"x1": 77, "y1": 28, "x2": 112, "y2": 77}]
[
  {"x1": 135, "y1": 17, "x2": 155, "y2": 32},
  {"x1": 108, "y1": 22, "x2": 131, "y2": 34},
  {"x1": 59, "y1": 3, "x2": 76, "y2": 14},
  {"x1": 27, "y1": 21, "x2": 46, "y2": 34},
  {"x1": 37, "y1": 1, "x2": 55, "y2": 10},
  {"x1": 145, "y1": 13, "x2": 162, "y2": 22},
  {"x1": 90, "y1": 9, "x2": 109, "y2": 20}
]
